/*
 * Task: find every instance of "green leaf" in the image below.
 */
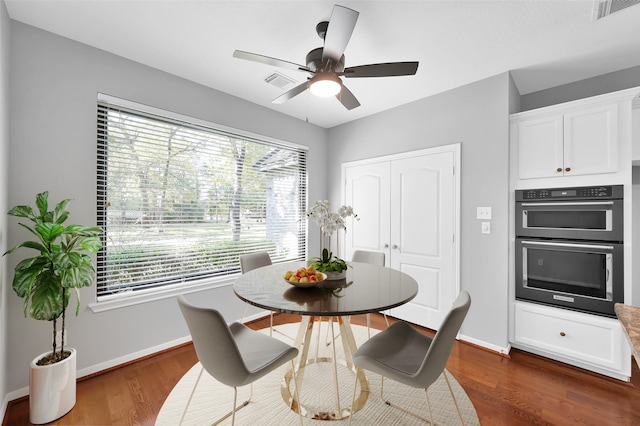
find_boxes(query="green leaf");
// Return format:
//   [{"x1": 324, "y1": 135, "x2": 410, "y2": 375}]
[
  {"x1": 12, "y1": 261, "x2": 41, "y2": 298},
  {"x1": 59, "y1": 260, "x2": 96, "y2": 289},
  {"x1": 76, "y1": 235, "x2": 102, "y2": 253},
  {"x1": 7, "y1": 205, "x2": 35, "y2": 220},
  {"x1": 63, "y1": 225, "x2": 103, "y2": 240},
  {"x1": 53, "y1": 198, "x2": 72, "y2": 223},
  {"x1": 4, "y1": 240, "x2": 48, "y2": 256},
  {"x1": 30, "y1": 278, "x2": 64, "y2": 321},
  {"x1": 35, "y1": 223, "x2": 65, "y2": 243},
  {"x1": 55, "y1": 211, "x2": 69, "y2": 225},
  {"x1": 35, "y1": 192, "x2": 49, "y2": 218}
]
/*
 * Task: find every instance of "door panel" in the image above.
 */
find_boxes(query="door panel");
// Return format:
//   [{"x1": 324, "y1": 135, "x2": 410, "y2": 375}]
[
  {"x1": 344, "y1": 162, "x2": 390, "y2": 262},
  {"x1": 389, "y1": 151, "x2": 455, "y2": 329}
]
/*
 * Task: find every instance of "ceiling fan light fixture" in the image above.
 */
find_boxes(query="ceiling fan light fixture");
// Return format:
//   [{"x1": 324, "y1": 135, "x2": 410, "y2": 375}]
[{"x1": 309, "y1": 73, "x2": 342, "y2": 97}]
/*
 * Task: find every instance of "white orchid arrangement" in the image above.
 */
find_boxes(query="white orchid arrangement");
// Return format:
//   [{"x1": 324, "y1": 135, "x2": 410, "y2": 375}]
[
  {"x1": 306, "y1": 200, "x2": 359, "y2": 237},
  {"x1": 307, "y1": 201, "x2": 359, "y2": 272}
]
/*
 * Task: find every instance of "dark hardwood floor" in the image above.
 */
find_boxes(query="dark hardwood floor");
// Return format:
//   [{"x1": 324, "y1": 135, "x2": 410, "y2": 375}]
[{"x1": 4, "y1": 313, "x2": 640, "y2": 425}]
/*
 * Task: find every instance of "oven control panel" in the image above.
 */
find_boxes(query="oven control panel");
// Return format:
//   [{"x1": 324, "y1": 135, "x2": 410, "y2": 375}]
[{"x1": 516, "y1": 185, "x2": 623, "y2": 201}]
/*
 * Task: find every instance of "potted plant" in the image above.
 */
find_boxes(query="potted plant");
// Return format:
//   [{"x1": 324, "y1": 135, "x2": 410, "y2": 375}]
[
  {"x1": 306, "y1": 200, "x2": 358, "y2": 280},
  {"x1": 3, "y1": 191, "x2": 102, "y2": 424},
  {"x1": 309, "y1": 248, "x2": 349, "y2": 280}
]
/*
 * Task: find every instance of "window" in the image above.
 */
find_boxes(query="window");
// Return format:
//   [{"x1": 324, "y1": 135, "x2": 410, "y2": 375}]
[{"x1": 96, "y1": 95, "x2": 307, "y2": 301}]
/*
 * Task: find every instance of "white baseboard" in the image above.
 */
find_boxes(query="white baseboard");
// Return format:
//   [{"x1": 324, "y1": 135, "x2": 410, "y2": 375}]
[
  {"x1": 3, "y1": 312, "x2": 273, "y2": 406},
  {"x1": 4, "y1": 335, "x2": 194, "y2": 404},
  {"x1": 459, "y1": 333, "x2": 511, "y2": 356},
  {"x1": 1, "y1": 393, "x2": 9, "y2": 423}
]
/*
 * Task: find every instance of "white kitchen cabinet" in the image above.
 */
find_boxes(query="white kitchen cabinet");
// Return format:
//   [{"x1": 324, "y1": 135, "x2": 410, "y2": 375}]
[
  {"x1": 514, "y1": 104, "x2": 618, "y2": 179},
  {"x1": 513, "y1": 301, "x2": 630, "y2": 380}
]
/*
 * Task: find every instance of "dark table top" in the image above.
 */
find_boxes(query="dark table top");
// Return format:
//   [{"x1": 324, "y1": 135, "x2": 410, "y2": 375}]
[{"x1": 233, "y1": 261, "x2": 418, "y2": 316}]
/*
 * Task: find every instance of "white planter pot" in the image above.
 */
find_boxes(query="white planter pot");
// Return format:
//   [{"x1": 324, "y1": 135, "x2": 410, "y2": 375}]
[
  {"x1": 29, "y1": 348, "x2": 76, "y2": 424},
  {"x1": 325, "y1": 270, "x2": 347, "y2": 280}
]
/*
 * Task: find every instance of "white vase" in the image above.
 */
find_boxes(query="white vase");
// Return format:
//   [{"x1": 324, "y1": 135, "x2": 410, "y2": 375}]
[
  {"x1": 29, "y1": 348, "x2": 77, "y2": 424},
  {"x1": 325, "y1": 270, "x2": 347, "y2": 280}
]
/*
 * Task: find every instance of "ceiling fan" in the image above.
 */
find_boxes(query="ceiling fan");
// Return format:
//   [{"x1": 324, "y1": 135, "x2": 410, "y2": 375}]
[{"x1": 233, "y1": 4, "x2": 419, "y2": 110}]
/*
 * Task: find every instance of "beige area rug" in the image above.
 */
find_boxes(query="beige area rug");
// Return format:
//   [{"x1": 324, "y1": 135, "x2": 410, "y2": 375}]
[{"x1": 156, "y1": 322, "x2": 479, "y2": 425}]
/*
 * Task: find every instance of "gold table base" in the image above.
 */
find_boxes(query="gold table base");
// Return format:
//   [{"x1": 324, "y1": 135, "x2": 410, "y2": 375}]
[{"x1": 281, "y1": 316, "x2": 370, "y2": 420}]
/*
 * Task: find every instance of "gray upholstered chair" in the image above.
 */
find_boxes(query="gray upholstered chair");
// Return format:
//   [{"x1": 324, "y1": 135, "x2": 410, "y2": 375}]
[
  {"x1": 352, "y1": 250, "x2": 386, "y2": 337},
  {"x1": 177, "y1": 296, "x2": 302, "y2": 425},
  {"x1": 349, "y1": 291, "x2": 471, "y2": 425},
  {"x1": 323, "y1": 249, "x2": 387, "y2": 345},
  {"x1": 351, "y1": 249, "x2": 385, "y2": 266},
  {"x1": 239, "y1": 251, "x2": 277, "y2": 335}
]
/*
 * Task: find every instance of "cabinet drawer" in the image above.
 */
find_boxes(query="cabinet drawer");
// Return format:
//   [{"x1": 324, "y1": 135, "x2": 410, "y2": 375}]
[{"x1": 514, "y1": 303, "x2": 623, "y2": 371}]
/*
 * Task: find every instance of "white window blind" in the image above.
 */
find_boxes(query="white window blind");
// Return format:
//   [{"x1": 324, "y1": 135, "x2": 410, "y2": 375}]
[{"x1": 96, "y1": 97, "x2": 307, "y2": 300}]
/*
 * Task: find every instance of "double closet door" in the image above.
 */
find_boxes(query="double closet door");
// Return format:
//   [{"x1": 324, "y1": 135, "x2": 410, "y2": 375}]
[{"x1": 342, "y1": 145, "x2": 459, "y2": 331}]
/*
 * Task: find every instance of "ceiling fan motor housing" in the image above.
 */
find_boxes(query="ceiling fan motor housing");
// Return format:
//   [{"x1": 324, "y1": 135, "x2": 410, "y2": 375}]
[{"x1": 306, "y1": 47, "x2": 345, "y2": 73}]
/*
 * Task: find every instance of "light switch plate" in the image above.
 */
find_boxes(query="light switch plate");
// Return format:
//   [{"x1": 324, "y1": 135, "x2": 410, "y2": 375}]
[
  {"x1": 481, "y1": 222, "x2": 491, "y2": 234},
  {"x1": 477, "y1": 207, "x2": 492, "y2": 220}
]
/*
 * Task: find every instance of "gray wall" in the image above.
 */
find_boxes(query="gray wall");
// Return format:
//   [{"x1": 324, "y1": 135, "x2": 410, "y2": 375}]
[
  {"x1": 5, "y1": 21, "x2": 328, "y2": 394},
  {"x1": 521, "y1": 65, "x2": 640, "y2": 111},
  {"x1": 1, "y1": 0, "x2": 11, "y2": 415},
  {"x1": 327, "y1": 72, "x2": 513, "y2": 351}
]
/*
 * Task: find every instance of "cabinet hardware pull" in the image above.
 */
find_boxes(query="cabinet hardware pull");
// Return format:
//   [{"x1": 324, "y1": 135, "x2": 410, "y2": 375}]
[
  {"x1": 556, "y1": 167, "x2": 563, "y2": 173},
  {"x1": 384, "y1": 243, "x2": 389, "y2": 248},
  {"x1": 392, "y1": 244, "x2": 399, "y2": 249},
  {"x1": 560, "y1": 332, "x2": 566, "y2": 337},
  {"x1": 565, "y1": 167, "x2": 571, "y2": 172}
]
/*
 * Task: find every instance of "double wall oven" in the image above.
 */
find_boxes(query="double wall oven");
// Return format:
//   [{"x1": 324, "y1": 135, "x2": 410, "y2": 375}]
[{"x1": 515, "y1": 185, "x2": 623, "y2": 317}]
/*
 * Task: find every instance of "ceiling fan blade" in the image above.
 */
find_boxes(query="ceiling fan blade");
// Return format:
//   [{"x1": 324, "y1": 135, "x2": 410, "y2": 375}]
[
  {"x1": 233, "y1": 50, "x2": 311, "y2": 73},
  {"x1": 322, "y1": 5, "x2": 359, "y2": 64},
  {"x1": 343, "y1": 62, "x2": 419, "y2": 78},
  {"x1": 271, "y1": 81, "x2": 310, "y2": 104},
  {"x1": 335, "y1": 84, "x2": 360, "y2": 110}
]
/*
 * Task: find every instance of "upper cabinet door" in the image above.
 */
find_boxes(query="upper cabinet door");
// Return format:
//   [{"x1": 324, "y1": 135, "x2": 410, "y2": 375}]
[
  {"x1": 515, "y1": 104, "x2": 619, "y2": 180},
  {"x1": 563, "y1": 104, "x2": 618, "y2": 177},
  {"x1": 517, "y1": 115, "x2": 564, "y2": 179}
]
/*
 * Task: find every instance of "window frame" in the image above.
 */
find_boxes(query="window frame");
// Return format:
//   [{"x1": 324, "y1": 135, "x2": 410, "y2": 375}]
[{"x1": 90, "y1": 94, "x2": 308, "y2": 312}]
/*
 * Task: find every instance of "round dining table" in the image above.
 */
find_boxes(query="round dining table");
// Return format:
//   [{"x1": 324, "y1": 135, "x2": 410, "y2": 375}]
[{"x1": 233, "y1": 260, "x2": 418, "y2": 420}]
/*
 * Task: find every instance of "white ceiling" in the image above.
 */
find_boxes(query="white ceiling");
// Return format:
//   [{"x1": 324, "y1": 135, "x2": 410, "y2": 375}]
[{"x1": 6, "y1": 0, "x2": 640, "y2": 128}]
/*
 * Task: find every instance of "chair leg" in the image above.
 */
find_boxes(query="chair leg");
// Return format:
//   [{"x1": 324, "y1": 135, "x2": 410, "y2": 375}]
[
  {"x1": 424, "y1": 387, "x2": 434, "y2": 426},
  {"x1": 379, "y1": 376, "x2": 434, "y2": 424},
  {"x1": 377, "y1": 372, "x2": 465, "y2": 425},
  {"x1": 240, "y1": 303, "x2": 249, "y2": 323},
  {"x1": 211, "y1": 384, "x2": 253, "y2": 426},
  {"x1": 443, "y1": 370, "x2": 465, "y2": 425},
  {"x1": 270, "y1": 312, "x2": 274, "y2": 336},
  {"x1": 179, "y1": 364, "x2": 205, "y2": 425}
]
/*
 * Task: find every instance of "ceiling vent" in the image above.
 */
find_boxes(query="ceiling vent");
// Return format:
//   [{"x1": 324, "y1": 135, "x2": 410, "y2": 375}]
[
  {"x1": 264, "y1": 72, "x2": 297, "y2": 90},
  {"x1": 593, "y1": 0, "x2": 640, "y2": 20}
]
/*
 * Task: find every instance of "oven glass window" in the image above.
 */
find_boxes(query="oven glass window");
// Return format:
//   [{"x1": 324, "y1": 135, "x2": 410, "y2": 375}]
[
  {"x1": 525, "y1": 248, "x2": 608, "y2": 299},
  {"x1": 525, "y1": 210, "x2": 607, "y2": 230}
]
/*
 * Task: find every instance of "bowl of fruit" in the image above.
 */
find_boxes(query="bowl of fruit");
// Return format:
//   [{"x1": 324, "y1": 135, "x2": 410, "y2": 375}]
[{"x1": 283, "y1": 266, "x2": 326, "y2": 288}]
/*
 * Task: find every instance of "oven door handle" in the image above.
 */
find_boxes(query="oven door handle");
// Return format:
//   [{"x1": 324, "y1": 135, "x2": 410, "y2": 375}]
[
  {"x1": 520, "y1": 240, "x2": 615, "y2": 250},
  {"x1": 519, "y1": 201, "x2": 615, "y2": 207}
]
